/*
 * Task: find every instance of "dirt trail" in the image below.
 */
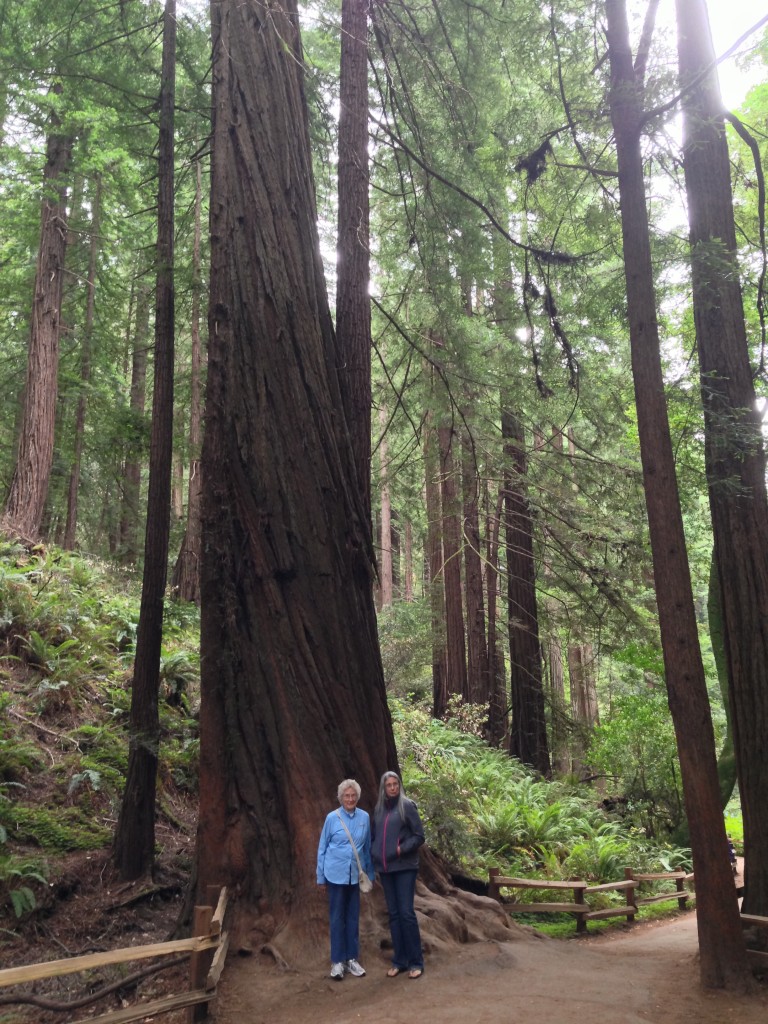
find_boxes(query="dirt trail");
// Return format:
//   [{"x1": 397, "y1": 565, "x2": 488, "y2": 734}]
[{"x1": 216, "y1": 908, "x2": 767, "y2": 1024}]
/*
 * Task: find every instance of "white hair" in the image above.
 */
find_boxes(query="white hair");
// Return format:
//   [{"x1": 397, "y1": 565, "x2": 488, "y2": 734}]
[{"x1": 337, "y1": 778, "x2": 361, "y2": 802}]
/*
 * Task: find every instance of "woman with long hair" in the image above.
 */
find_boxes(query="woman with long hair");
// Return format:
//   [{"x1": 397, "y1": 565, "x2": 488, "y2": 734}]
[{"x1": 371, "y1": 771, "x2": 425, "y2": 979}]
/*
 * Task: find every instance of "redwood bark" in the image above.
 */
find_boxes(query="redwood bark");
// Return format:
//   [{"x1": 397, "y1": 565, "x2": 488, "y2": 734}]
[
  {"x1": 172, "y1": 158, "x2": 205, "y2": 604},
  {"x1": 438, "y1": 423, "x2": 469, "y2": 703},
  {"x1": 114, "y1": 0, "x2": 177, "y2": 881},
  {"x1": 485, "y1": 486, "x2": 507, "y2": 747},
  {"x1": 606, "y1": 0, "x2": 747, "y2": 987},
  {"x1": 197, "y1": 0, "x2": 396, "y2": 940},
  {"x1": 64, "y1": 175, "x2": 101, "y2": 550},
  {"x1": 676, "y1": 0, "x2": 768, "y2": 918},
  {"x1": 462, "y1": 433, "x2": 488, "y2": 704},
  {"x1": 425, "y1": 418, "x2": 448, "y2": 718},
  {"x1": 3, "y1": 94, "x2": 72, "y2": 540},
  {"x1": 502, "y1": 407, "x2": 549, "y2": 776}
]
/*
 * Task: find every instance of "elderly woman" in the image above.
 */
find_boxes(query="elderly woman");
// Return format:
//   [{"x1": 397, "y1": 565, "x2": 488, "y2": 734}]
[
  {"x1": 316, "y1": 778, "x2": 374, "y2": 980},
  {"x1": 371, "y1": 771, "x2": 425, "y2": 979}
]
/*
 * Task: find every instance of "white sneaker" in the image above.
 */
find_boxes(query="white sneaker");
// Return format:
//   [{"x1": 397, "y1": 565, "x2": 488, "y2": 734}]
[
  {"x1": 345, "y1": 959, "x2": 366, "y2": 977},
  {"x1": 330, "y1": 962, "x2": 345, "y2": 980}
]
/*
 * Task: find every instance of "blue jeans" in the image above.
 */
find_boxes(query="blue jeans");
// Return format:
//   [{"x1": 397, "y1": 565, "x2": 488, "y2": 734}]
[
  {"x1": 326, "y1": 882, "x2": 360, "y2": 963},
  {"x1": 379, "y1": 869, "x2": 422, "y2": 970}
]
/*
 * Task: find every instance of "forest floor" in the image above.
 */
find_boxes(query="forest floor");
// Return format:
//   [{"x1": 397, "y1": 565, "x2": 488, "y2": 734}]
[
  {"x1": 1, "y1": 851, "x2": 767, "y2": 1024},
  {"x1": 217, "y1": 860, "x2": 767, "y2": 1024},
  {"x1": 218, "y1": 909, "x2": 768, "y2": 1024}
]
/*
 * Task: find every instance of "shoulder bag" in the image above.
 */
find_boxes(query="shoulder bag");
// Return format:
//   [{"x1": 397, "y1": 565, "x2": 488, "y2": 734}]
[{"x1": 335, "y1": 810, "x2": 373, "y2": 892}]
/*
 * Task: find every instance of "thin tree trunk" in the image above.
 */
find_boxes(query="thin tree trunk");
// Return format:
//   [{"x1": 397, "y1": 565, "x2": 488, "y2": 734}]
[
  {"x1": 486, "y1": 485, "x2": 507, "y2": 747},
  {"x1": 548, "y1": 635, "x2": 569, "y2": 774},
  {"x1": 438, "y1": 423, "x2": 469, "y2": 703},
  {"x1": 114, "y1": 0, "x2": 176, "y2": 881},
  {"x1": 425, "y1": 416, "x2": 448, "y2": 718},
  {"x1": 463, "y1": 432, "x2": 488, "y2": 704},
  {"x1": 336, "y1": 0, "x2": 372, "y2": 518},
  {"x1": 676, "y1": 0, "x2": 768, "y2": 918},
  {"x1": 378, "y1": 406, "x2": 393, "y2": 607},
  {"x1": 172, "y1": 156, "x2": 205, "y2": 604},
  {"x1": 403, "y1": 519, "x2": 414, "y2": 601},
  {"x1": 119, "y1": 285, "x2": 150, "y2": 564},
  {"x1": 502, "y1": 406, "x2": 549, "y2": 776},
  {"x1": 606, "y1": 0, "x2": 747, "y2": 987},
  {"x1": 64, "y1": 175, "x2": 102, "y2": 550},
  {"x1": 3, "y1": 91, "x2": 72, "y2": 540}
]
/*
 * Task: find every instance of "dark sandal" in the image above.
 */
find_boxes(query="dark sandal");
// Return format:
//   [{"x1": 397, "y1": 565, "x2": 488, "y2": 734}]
[
  {"x1": 408, "y1": 968, "x2": 424, "y2": 980},
  {"x1": 387, "y1": 967, "x2": 405, "y2": 977}
]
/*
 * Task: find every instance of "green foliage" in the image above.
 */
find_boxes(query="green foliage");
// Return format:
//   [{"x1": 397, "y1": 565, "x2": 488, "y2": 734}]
[
  {"x1": 587, "y1": 689, "x2": 684, "y2": 839},
  {"x1": 0, "y1": 782, "x2": 48, "y2": 918},
  {"x1": 378, "y1": 599, "x2": 432, "y2": 698},
  {"x1": 391, "y1": 697, "x2": 681, "y2": 886},
  {"x1": 0, "y1": 803, "x2": 111, "y2": 851}
]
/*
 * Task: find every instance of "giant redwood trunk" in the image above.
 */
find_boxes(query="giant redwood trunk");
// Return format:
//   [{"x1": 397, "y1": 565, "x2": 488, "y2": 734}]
[
  {"x1": 676, "y1": 0, "x2": 768, "y2": 918},
  {"x1": 502, "y1": 407, "x2": 549, "y2": 776},
  {"x1": 2, "y1": 95, "x2": 72, "y2": 540},
  {"x1": 606, "y1": 0, "x2": 747, "y2": 988},
  {"x1": 197, "y1": 0, "x2": 396, "y2": 945},
  {"x1": 113, "y1": 0, "x2": 176, "y2": 881}
]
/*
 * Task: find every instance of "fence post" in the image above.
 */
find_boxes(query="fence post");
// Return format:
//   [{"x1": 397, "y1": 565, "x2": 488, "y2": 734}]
[
  {"x1": 188, "y1": 898, "x2": 216, "y2": 1024},
  {"x1": 574, "y1": 885, "x2": 587, "y2": 934},
  {"x1": 675, "y1": 874, "x2": 687, "y2": 911},
  {"x1": 624, "y1": 867, "x2": 636, "y2": 924},
  {"x1": 489, "y1": 868, "x2": 501, "y2": 902}
]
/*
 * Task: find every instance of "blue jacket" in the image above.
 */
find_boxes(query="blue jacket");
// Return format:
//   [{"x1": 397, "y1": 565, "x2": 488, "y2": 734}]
[
  {"x1": 317, "y1": 807, "x2": 374, "y2": 885},
  {"x1": 371, "y1": 798, "x2": 425, "y2": 874}
]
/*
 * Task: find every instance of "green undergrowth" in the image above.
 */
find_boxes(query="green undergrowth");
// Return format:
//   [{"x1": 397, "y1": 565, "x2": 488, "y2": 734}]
[
  {"x1": 0, "y1": 541, "x2": 200, "y2": 922},
  {"x1": 390, "y1": 697, "x2": 706, "y2": 933}
]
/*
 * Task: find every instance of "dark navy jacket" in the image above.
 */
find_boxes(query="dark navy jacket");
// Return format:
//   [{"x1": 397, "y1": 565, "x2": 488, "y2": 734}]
[{"x1": 371, "y1": 798, "x2": 425, "y2": 874}]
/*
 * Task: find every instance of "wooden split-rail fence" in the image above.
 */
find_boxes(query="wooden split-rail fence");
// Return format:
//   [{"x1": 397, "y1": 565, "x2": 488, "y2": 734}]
[
  {"x1": 489, "y1": 866, "x2": 694, "y2": 933},
  {"x1": 490, "y1": 862, "x2": 768, "y2": 964},
  {"x1": 0, "y1": 884, "x2": 228, "y2": 1024}
]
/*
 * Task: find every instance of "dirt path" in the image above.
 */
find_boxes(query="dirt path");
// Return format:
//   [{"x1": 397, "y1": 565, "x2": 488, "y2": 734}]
[{"x1": 216, "y1": 910, "x2": 767, "y2": 1024}]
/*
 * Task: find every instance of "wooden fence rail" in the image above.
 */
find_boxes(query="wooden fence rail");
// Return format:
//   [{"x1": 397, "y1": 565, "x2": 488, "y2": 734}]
[
  {"x1": 488, "y1": 868, "x2": 694, "y2": 933},
  {"x1": 0, "y1": 885, "x2": 228, "y2": 1024}
]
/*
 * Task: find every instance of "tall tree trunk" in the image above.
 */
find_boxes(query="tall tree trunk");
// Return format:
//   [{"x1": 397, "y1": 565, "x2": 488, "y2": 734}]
[
  {"x1": 119, "y1": 283, "x2": 151, "y2": 564},
  {"x1": 425, "y1": 417, "x2": 448, "y2": 718},
  {"x1": 2, "y1": 93, "x2": 72, "y2": 541},
  {"x1": 462, "y1": 433, "x2": 488, "y2": 704},
  {"x1": 172, "y1": 157, "x2": 205, "y2": 604},
  {"x1": 63, "y1": 175, "x2": 101, "y2": 550},
  {"x1": 197, "y1": 0, "x2": 396, "y2": 946},
  {"x1": 438, "y1": 423, "x2": 469, "y2": 702},
  {"x1": 502, "y1": 407, "x2": 549, "y2": 776},
  {"x1": 708, "y1": 549, "x2": 737, "y2": 807},
  {"x1": 548, "y1": 634, "x2": 569, "y2": 775},
  {"x1": 403, "y1": 518, "x2": 414, "y2": 601},
  {"x1": 336, "y1": 0, "x2": 372, "y2": 519},
  {"x1": 676, "y1": 0, "x2": 768, "y2": 918},
  {"x1": 486, "y1": 485, "x2": 507, "y2": 747},
  {"x1": 605, "y1": 0, "x2": 747, "y2": 988},
  {"x1": 378, "y1": 406, "x2": 393, "y2": 607},
  {"x1": 114, "y1": 0, "x2": 176, "y2": 881},
  {"x1": 569, "y1": 643, "x2": 598, "y2": 779}
]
